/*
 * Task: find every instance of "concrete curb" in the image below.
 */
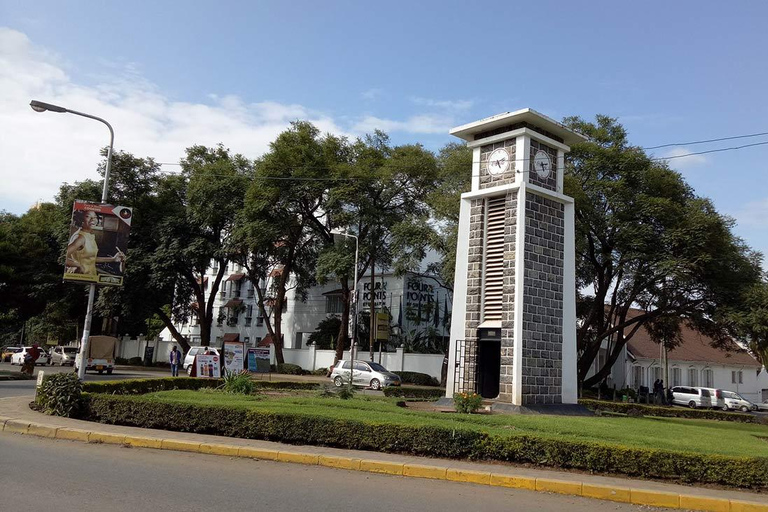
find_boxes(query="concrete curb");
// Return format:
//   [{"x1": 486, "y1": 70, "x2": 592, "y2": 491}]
[{"x1": 1, "y1": 415, "x2": 766, "y2": 512}]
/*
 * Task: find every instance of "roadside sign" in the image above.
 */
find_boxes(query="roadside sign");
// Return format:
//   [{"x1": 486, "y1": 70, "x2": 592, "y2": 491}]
[
  {"x1": 223, "y1": 341, "x2": 245, "y2": 372},
  {"x1": 375, "y1": 312, "x2": 389, "y2": 341},
  {"x1": 196, "y1": 354, "x2": 221, "y2": 378},
  {"x1": 247, "y1": 348, "x2": 270, "y2": 373}
]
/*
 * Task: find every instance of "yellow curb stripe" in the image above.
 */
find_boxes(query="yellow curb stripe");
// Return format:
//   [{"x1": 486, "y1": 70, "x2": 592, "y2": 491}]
[
  {"x1": 160, "y1": 439, "x2": 201, "y2": 452},
  {"x1": 679, "y1": 495, "x2": 730, "y2": 512},
  {"x1": 581, "y1": 483, "x2": 631, "y2": 503},
  {"x1": 403, "y1": 464, "x2": 448, "y2": 480},
  {"x1": 446, "y1": 468, "x2": 490, "y2": 485},
  {"x1": 536, "y1": 478, "x2": 583, "y2": 496},
  {"x1": 199, "y1": 443, "x2": 240, "y2": 457},
  {"x1": 237, "y1": 446, "x2": 279, "y2": 460},
  {"x1": 630, "y1": 489, "x2": 680, "y2": 509},
  {"x1": 55, "y1": 428, "x2": 91, "y2": 442},
  {"x1": 360, "y1": 459, "x2": 404, "y2": 476},
  {"x1": 277, "y1": 451, "x2": 319, "y2": 465},
  {"x1": 319, "y1": 455, "x2": 362, "y2": 471},
  {"x1": 27, "y1": 424, "x2": 58, "y2": 438},
  {"x1": 123, "y1": 436, "x2": 163, "y2": 449},
  {"x1": 3, "y1": 420, "x2": 30, "y2": 434},
  {"x1": 87, "y1": 432, "x2": 126, "y2": 445},
  {"x1": 730, "y1": 500, "x2": 768, "y2": 512},
  {"x1": 490, "y1": 473, "x2": 536, "y2": 490},
  {"x1": 0, "y1": 418, "x2": 9, "y2": 431}
]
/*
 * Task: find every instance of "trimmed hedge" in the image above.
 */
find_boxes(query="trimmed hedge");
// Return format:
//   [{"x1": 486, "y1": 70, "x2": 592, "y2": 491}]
[
  {"x1": 580, "y1": 399, "x2": 760, "y2": 424},
  {"x1": 79, "y1": 393, "x2": 768, "y2": 489},
  {"x1": 392, "y1": 371, "x2": 440, "y2": 387},
  {"x1": 82, "y1": 377, "x2": 320, "y2": 395},
  {"x1": 383, "y1": 386, "x2": 445, "y2": 400}
]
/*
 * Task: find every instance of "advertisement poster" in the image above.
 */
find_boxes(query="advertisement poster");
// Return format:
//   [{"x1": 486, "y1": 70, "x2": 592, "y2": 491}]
[
  {"x1": 247, "y1": 348, "x2": 271, "y2": 373},
  {"x1": 64, "y1": 200, "x2": 132, "y2": 286},
  {"x1": 196, "y1": 354, "x2": 221, "y2": 378},
  {"x1": 223, "y1": 341, "x2": 245, "y2": 373}
]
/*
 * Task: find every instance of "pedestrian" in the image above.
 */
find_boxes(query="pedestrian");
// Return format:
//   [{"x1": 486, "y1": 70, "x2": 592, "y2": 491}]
[
  {"x1": 659, "y1": 379, "x2": 667, "y2": 405},
  {"x1": 652, "y1": 379, "x2": 661, "y2": 404},
  {"x1": 169, "y1": 345, "x2": 182, "y2": 377}
]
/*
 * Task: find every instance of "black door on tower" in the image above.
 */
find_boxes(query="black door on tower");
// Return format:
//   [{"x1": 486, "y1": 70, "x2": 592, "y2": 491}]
[{"x1": 476, "y1": 328, "x2": 501, "y2": 398}]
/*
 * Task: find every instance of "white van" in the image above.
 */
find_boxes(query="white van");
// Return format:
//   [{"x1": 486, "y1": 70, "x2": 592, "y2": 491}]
[
  {"x1": 721, "y1": 391, "x2": 756, "y2": 412},
  {"x1": 670, "y1": 386, "x2": 720, "y2": 409}
]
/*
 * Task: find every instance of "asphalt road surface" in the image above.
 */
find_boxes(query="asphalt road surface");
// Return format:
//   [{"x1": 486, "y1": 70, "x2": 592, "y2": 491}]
[
  {"x1": 0, "y1": 362, "x2": 170, "y2": 398},
  {"x1": 0, "y1": 433, "x2": 663, "y2": 512}
]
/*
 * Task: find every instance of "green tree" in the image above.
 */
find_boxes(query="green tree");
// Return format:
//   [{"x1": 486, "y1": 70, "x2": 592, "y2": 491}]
[
  {"x1": 306, "y1": 316, "x2": 343, "y2": 349},
  {"x1": 724, "y1": 280, "x2": 768, "y2": 365},
  {"x1": 563, "y1": 115, "x2": 763, "y2": 387}
]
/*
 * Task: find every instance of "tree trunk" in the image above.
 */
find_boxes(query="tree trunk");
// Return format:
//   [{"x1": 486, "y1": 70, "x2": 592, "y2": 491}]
[
  {"x1": 369, "y1": 252, "x2": 375, "y2": 361},
  {"x1": 155, "y1": 308, "x2": 190, "y2": 353},
  {"x1": 335, "y1": 278, "x2": 350, "y2": 364}
]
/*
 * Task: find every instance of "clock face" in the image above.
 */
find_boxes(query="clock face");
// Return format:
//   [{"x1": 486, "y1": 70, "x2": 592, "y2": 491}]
[
  {"x1": 534, "y1": 150, "x2": 552, "y2": 179},
  {"x1": 487, "y1": 148, "x2": 510, "y2": 176}
]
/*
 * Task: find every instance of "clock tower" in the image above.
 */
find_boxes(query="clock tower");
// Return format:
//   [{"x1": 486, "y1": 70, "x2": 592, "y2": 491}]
[{"x1": 445, "y1": 109, "x2": 587, "y2": 406}]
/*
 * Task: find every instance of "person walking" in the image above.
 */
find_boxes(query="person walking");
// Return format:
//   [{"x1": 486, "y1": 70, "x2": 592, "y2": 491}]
[{"x1": 169, "y1": 346, "x2": 182, "y2": 377}]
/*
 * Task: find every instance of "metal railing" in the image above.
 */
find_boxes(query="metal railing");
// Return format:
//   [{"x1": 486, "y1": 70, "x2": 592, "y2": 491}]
[{"x1": 453, "y1": 338, "x2": 478, "y2": 395}]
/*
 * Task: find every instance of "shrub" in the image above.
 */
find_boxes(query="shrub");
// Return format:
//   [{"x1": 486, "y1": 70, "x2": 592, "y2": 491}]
[
  {"x1": 76, "y1": 393, "x2": 768, "y2": 489},
  {"x1": 393, "y1": 371, "x2": 440, "y2": 387},
  {"x1": 383, "y1": 386, "x2": 444, "y2": 400},
  {"x1": 311, "y1": 368, "x2": 328, "y2": 376},
  {"x1": 81, "y1": 377, "x2": 319, "y2": 395},
  {"x1": 579, "y1": 399, "x2": 760, "y2": 424},
  {"x1": 454, "y1": 392, "x2": 483, "y2": 414},
  {"x1": 337, "y1": 386, "x2": 356, "y2": 400},
  {"x1": 222, "y1": 370, "x2": 255, "y2": 394},
  {"x1": 616, "y1": 387, "x2": 637, "y2": 400},
  {"x1": 36, "y1": 372, "x2": 83, "y2": 417},
  {"x1": 275, "y1": 363, "x2": 306, "y2": 375}
]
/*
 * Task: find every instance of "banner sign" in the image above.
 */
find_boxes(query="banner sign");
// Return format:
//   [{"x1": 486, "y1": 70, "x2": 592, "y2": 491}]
[
  {"x1": 64, "y1": 200, "x2": 132, "y2": 286},
  {"x1": 247, "y1": 348, "x2": 271, "y2": 373},
  {"x1": 223, "y1": 341, "x2": 245, "y2": 373},
  {"x1": 375, "y1": 312, "x2": 389, "y2": 341},
  {"x1": 196, "y1": 354, "x2": 221, "y2": 378}
]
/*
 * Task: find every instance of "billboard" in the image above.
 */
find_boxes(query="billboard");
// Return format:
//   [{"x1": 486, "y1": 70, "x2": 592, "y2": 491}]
[
  {"x1": 223, "y1": 341, "x2": 245, "y2": 373},
  {"x1": 64, "y1": 201, "x2": 132, "y2": 286},
  {"x1": 196, "y1": 354, "x2": 221, "y2": 378},
  {"x1": 247, "y1": 348, "x2": 271, "y2": 373}
]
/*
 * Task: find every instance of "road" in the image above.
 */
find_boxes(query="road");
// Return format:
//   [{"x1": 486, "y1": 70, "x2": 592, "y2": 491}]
[
  {"x1": 0, "y1": 433, "x2": 661, "y2": 512},
  {"x1": 0, "y1": 362, "x2": 170, "y2": 398}
]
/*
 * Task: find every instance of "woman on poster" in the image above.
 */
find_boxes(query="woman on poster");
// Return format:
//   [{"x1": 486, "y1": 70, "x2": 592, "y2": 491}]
[{"x1": 65, "y1": 210, "x2": 125, "y2": 276}]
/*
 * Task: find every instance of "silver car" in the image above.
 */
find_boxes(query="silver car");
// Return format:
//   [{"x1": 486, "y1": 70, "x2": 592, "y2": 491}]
[
  {"x1": 721, "y1": 391, "x2": 756, "y2": 412},
  {"x1": 330, "y1": 360, "x2": 402, "y2": 390},
  {"x1": 50, "y1": 346, "x2": 79, "y2": 366}
]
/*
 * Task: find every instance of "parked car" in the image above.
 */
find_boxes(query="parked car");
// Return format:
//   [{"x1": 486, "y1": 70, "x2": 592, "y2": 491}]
[
  {"x1": 756, "y1": 400, "x2": 768, "y2": 412},
  {"x1": 330, "y1": 360, "x2": 402, "y2": 390},
  {"x1": 9, "y1": 347, "x2": 48, "y2": 366},
  {"x1": 670, "y1": 386, "x2": 720, "y2": 409},
  {"x1": 183, "y1": 347, "x2": 220, "y2": 375},
  {"x1": 50, "y1": 346, "x2": 79, "y2": 366},
  {"x1": 721, "y1": 391, "x2": 756, "y2": 412},
  {"x1": 1, "y1": 347, "x2": 22, "y2": 362}
]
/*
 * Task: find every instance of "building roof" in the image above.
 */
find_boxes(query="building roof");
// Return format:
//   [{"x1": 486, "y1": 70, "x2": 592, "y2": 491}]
[
  {"x1": 626, "y1": 319, "x2": 760, "y2": 367},
  {"x1": 222, "y1": 333, "x2": 240, "y2": 342},
  {"x1": 449, "y1": 108, "x2": 588, "y2": 145}
]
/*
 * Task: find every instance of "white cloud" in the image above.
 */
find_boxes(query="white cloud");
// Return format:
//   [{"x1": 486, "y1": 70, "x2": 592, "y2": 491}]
[
  {"x1": 352, "y1": 114, "x2": 453, "y2": 135},
  {"x1": 410, "y1": 97, "x2": 474, "y2": 111},
  {"x1": 361, "y1": 88, "x2": 383, "y2": 100},
  {"x1": 734, "y1": 197, "x2": 768, "y2": 228},
  {"x1": 657, "y1": 147, "x2": 708, "y2": 169}
]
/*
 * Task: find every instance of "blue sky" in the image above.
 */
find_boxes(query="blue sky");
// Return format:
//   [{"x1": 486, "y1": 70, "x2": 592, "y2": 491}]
[{"x1": 1, "y1": 0, "x2": 767, "y2": 263}]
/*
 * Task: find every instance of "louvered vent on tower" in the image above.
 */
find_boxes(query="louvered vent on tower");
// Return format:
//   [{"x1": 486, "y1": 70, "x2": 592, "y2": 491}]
[{"x1": 483, "y1": 196, "x2": 506, "y2": 321}]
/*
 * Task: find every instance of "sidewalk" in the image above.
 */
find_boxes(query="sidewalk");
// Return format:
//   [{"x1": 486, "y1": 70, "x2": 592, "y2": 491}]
[{"x1": 1, "y1": 394, "x2": 767, "y2": 512}]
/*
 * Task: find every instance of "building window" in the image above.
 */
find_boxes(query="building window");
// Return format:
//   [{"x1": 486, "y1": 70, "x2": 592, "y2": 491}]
[
  {"x1": 245, "y1": 305, "x2": 253, "y2": 326},
  {"x1": 255, "y1": 336, "x2": 262, "y2": 345},
  {"x1": 247, "y1": 283, "x2": 254, "y2": 298},
  {"x1": 649, "y1": 366, "x2": 662, "y2": 384},
  {"x1": 244, "y1": 336, "x2": 250, "y2": 345},
  {"x1": 702, "y1": 369, "x2": 714, "y2": 388},
  {"x1": 688, "y1": 367, "x2": 698, "y2": 387},
  {"x1": 732, "y1": 370, "x2": 743, "y2": 384},
  {"x1": 631, "y1": 365, "x2": 643, "y2": 388},
  {"x1": 672, "y1": 367, "x2": 681, "y2": 387},
  {"x1": 325, "y1": 294, "x2": 345, "y2": 314}
]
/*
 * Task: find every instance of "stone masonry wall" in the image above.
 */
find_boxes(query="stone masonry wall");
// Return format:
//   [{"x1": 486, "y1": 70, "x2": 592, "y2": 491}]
[
  {"x1": 462, "y1": 199, "x2": 484, "y2": 392},
  {"x1": 498, "y1": 190, "x2": 517, "y2": 402},
  {"x1": 528, "y1": 139, "x2": 558, "y2": 191},
  {"x1": 521, "y1": 193, "x2": 564, "y2": 404},
  {"x1": 480, "y1": 138, "x2": 516, "y2": 189}
]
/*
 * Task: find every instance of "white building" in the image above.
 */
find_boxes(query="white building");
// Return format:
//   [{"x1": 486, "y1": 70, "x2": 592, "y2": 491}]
[
  {"x1": 590, "y1": 318, "x2": 763, "y2": 403},
  {"x1": 160, "y1": 262, "x2": 451, "y2": 353}
]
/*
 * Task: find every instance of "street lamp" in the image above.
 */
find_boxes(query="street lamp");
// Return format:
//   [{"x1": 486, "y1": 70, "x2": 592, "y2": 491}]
[
  {"x1": 30, "y1": 99, "x2": 115, "y2": 381},
  {"x1": 331, "y1": 229, "x2": 359, "y2": 391}
]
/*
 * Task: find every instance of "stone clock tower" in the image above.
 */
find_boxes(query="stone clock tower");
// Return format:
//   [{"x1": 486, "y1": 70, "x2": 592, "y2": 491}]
[{"x1": 445, "y1": 109, "x2": 586, "y2": 406}]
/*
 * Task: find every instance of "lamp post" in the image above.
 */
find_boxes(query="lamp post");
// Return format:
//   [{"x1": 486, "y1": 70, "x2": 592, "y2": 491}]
[
  {"x1": 30, "y1": 100, "x2": 115, "y2": 381},
  {"x1": 331, "y1": 230, "x2": 358, "y2": 391}
]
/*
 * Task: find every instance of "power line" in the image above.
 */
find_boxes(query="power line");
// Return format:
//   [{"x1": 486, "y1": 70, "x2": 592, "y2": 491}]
[{"x1": 642, "y1": 131, "x2": 768, "y2": 150}]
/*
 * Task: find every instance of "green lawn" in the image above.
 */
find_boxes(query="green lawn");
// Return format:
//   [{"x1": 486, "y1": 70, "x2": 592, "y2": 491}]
[{"x1": 143, "y1": 389, "x2": 768, "y2": 458}]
